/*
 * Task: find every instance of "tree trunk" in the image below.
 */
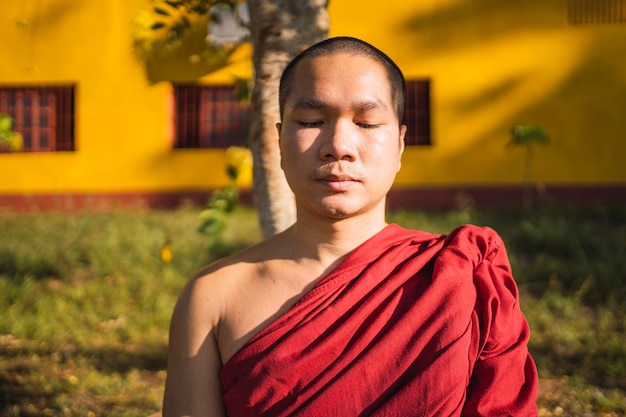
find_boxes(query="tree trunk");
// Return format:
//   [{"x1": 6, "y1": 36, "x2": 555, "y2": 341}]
[{"x1": 247, "y1": 0, "x2": 329, "y2": 238}]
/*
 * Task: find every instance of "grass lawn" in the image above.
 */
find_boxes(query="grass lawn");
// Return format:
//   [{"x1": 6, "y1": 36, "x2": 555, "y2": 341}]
[{"x1": 0, "y1": 203, "x2": 625, "y2": 416}]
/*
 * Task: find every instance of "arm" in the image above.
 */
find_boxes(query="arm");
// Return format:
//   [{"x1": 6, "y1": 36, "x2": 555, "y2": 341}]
[
  {"x1": 462, "y1": 229, "x2": 538, "y2": 416},
  {"x1": 162, "y1": 276, "x2": 227, "y2": 417}
]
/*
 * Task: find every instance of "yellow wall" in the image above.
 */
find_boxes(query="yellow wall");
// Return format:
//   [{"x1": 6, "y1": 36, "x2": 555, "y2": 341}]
[
  {"x1": 329, "y1": 0, "x2": 626, "y2": 187},
  {"x1": 0, "y1": 0, "x2": 250, "y2": 196},
  {"x1": 1, "y1": 0, "x2": 624, "y2": 202}
]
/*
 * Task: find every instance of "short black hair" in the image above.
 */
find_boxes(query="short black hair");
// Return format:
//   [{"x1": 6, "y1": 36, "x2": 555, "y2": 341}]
[{"x1": 278, "y1": 36, "x2": 406, "y2": 122}]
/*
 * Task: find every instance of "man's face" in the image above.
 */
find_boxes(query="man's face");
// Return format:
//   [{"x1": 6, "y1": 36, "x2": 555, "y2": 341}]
[{"x1": 278, "y1": 52, "x2": 406, "y2": 220}]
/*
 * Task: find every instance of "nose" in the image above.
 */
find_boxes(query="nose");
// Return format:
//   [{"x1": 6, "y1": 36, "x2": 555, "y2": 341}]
[{"x1": 318, "y1": 120, "x2": 357, "y2": 162}]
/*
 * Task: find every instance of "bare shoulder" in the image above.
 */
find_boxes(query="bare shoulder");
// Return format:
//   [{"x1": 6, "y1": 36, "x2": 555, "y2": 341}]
[
  {"x1": 163, "y1": 239, "x2": 279, "y2": 416},
  {"x1": 175, "y1": 232, "x2": 288, "y2": 333},
  {"x1": 186, "y1": 235, "x2": 280, "y2": 300}
]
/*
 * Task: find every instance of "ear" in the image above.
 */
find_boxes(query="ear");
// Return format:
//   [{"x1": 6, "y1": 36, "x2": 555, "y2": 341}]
[
  {"x1": 276, "y1": 122, "x2": 284, "y2": 168},
  {"x1": 397, "y1": 124, "x2": 407, "y2": 172},
  {"x1": 276, "y1": 122, "x2": 282, "y2": 140}
]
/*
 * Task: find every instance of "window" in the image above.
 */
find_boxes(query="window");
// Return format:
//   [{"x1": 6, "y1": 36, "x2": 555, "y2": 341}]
[
  {"x1": 403, "y1": 80, "x2": 431, "y2": 146},
  {"x1": 0, "y1": 85, "x2": 75, "y2": 152},
  {"x1": 568, "y1": 0, "x2": 626, "y2": 24},
  {"x1": 173, "y1": 84, "x2": 250, "y2": 149}
]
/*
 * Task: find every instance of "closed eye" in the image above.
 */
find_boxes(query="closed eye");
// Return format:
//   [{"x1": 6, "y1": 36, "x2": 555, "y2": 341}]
[
  {"x1": 356, "y1": 122, "x2": 379, "y2": 129},
  {"x1": 298, "y1": 121, "x2": 323, "y2": 128}
]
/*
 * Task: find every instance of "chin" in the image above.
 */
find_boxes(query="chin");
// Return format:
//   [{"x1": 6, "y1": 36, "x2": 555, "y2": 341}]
[
  {"x1": 299, "y1": 193, "x2": 385, "y2": 220},
  {"x1": 300, "y1": 200, "x2": 355, "y2": 220},
  {"x1": 319, "y1": 207, "x2": 354, "y2": 219},
  {"x1": 316, "y1": 201, "x2": 379, "y2": 220}
]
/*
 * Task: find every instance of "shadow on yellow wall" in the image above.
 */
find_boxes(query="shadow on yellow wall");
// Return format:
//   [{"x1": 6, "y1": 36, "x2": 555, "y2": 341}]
[{"x1": 391, "y1": 0, "x2": 625, "y2": 185}]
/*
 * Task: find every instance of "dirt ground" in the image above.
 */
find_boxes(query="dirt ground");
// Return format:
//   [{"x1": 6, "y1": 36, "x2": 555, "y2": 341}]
[{"x1": 537, "y1": 377, "x2": 624, "y2": 417}]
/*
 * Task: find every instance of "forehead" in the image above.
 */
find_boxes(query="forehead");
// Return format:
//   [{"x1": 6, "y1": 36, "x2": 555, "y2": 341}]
[{"x1": 286, "y1": 53, "x2": 393, "y2": 109}]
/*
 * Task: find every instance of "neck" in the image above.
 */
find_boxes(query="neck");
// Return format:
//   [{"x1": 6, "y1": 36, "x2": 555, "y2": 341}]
[{"x1": 287, "y1": 207, "x2": 388, "y2": 267}]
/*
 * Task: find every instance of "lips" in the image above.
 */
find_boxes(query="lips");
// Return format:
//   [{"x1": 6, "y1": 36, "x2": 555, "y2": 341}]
[
  {"x1": 312, "y1": 172, "x2": 361, "y2": 192},
  {"x1": 320, "y1": 174, "x2": 357, "y2": 182},
  {"x1": 309, "y1": 164, "x2": 364, "y2": 192},
  {"x1": 312, "y1": 164, "x2": 360, "y2": 180}
]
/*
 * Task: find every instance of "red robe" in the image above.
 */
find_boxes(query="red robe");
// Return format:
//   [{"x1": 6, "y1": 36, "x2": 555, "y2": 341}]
[{"x1": 220, "y1": 224, "x2": 538, "y2": 416}]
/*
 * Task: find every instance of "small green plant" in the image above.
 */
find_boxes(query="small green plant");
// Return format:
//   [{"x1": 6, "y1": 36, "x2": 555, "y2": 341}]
[
  {"x1": 508, "y1": 124, "x2": 549, "y2": 209},
  {"x1": 198, "y1": 146, "x2": 252, "y2": 252},
  {"x1": 0, "y1": 113, "x2": 23, "y2": 152}
]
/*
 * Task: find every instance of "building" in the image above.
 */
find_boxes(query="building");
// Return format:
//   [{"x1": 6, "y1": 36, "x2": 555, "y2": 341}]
[{"x1": 1, "y1": 0, "x2": 625, "y2": 211}]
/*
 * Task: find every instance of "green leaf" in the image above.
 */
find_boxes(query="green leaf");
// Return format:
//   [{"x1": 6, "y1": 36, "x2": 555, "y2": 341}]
[
  {"x1": 510, "y1": 124, "x2": 549, "y2": 146},
  {"x1": 226, "y1": 165, "x2": 238, "y2": 181},
  {"x1": 198, "y1": 208, "x2": 219, "y2": 221},
  {"x1": 154, "y1": 7, "x2": 171, "y2": 16},
  {"x1": 0, "y1": 114, "x2": 13, "y2": 131},
  {"x1": 212, "y1": 199, "x2": 228, "y2": 211},
  {"x1": 198, "y1": 221, "x2": 223, "y2": 237},
  {"x1": 150, "y1": 22, "x2": 167, "y2": 30},
  {"x1": 191, "y1": 4, "x2": 210, "y2": 15},
  {"x1": 0, "y1": 114, "x2": 15, "y2": 140},
  {"x1": 165, "y1": 0, "x2": 183, "y2": 8}
]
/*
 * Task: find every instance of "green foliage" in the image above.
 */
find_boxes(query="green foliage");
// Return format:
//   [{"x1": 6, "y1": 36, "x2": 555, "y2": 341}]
[
  {"x1": 507, "y1": 123, "x2": 549, "y2": 209},
  {"x1": 0, "y1": 113, "x2": 23, "y2": 152},
  {"x1": 389, "y1": 203, "x2": 626, "y2": 303},
  {"x1": 498, "y1": 204, "x2": 626, "y2": 303},
  {"x1": 0, "y1": 207, "x2": 260, "y2": 416},
  {"x1": 198, "y1": 146, "x2": 253, "y2": 253},
  {"x1": 0, "y1": 113, "x2": 14, "y2": 140},
  {"x1": 509, "y1": 123, "x2": 549, "y2": 146},
  {"x1": 130, "y1": 0, "x2": 245, "y2": 76},
  {"x1": 149, "y1": 0, "x2": 241, "y2": 44},
  {"x1": 0, "y1": 205, "x2": 624, "y2": 415},
  {"x1": 525, "y1": 289, "x2": 626, "y2": 393},
  {"x1": 198, "y1": 185, "x2": 239, "y2": 252}
]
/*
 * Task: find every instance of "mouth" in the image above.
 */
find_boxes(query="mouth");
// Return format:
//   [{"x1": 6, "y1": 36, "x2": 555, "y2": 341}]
[
  {"x1": 320, "y1": 174, "x2": 357, "y2": 182},
  {"x1": 314, "y1": 172, "x2": 361, "y2": 191}
]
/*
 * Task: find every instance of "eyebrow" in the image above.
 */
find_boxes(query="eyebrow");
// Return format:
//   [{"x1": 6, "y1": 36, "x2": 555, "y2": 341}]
[{"x1": 290, "y1": 98, "x2": 388, "y2": 112}]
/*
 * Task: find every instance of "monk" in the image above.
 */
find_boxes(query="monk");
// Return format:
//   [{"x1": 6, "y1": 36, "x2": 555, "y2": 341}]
[{"x1": 162, "y1": 37, "x2": 538, "y2": 416}]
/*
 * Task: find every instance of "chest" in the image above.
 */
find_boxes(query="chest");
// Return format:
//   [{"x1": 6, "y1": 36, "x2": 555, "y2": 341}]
[{"x1": 217, "y1": 263, "x2": 326, "y2": 364}]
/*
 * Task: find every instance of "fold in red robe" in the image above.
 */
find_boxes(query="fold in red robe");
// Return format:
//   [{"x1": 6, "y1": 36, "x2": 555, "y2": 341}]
[{"x1": 220, "y1": 224, "x2": 538, "y2": 416}]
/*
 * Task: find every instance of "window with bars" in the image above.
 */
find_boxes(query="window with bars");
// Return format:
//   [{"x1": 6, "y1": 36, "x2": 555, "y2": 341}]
[
  {"x1": 403, "y1": 80, "x2": 431, "y2": 146},
  {"x1": 568, "y1": 0, "x2": 626, "y2": 24},
  {"x1": 173, "y1": 84, "x2": 250, "y2": 148},
  {"x1": 0, "y1": 85, "x2": 75, "y2": 152}
]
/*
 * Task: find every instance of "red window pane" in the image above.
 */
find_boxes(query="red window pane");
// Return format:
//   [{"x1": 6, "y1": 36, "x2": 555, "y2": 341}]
[
  {"x1": 0, "y1": 86, "x2": 75, "y2": 152},
  {"x1": 173, "y1": 84, "x2": 250, "y2": 149},
  {"x1": 568, "y1": 0, "x2": 626, "y2": 24},
  {"x1": 402, "y1": 80, "x2": 432, "y2": 146}
]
